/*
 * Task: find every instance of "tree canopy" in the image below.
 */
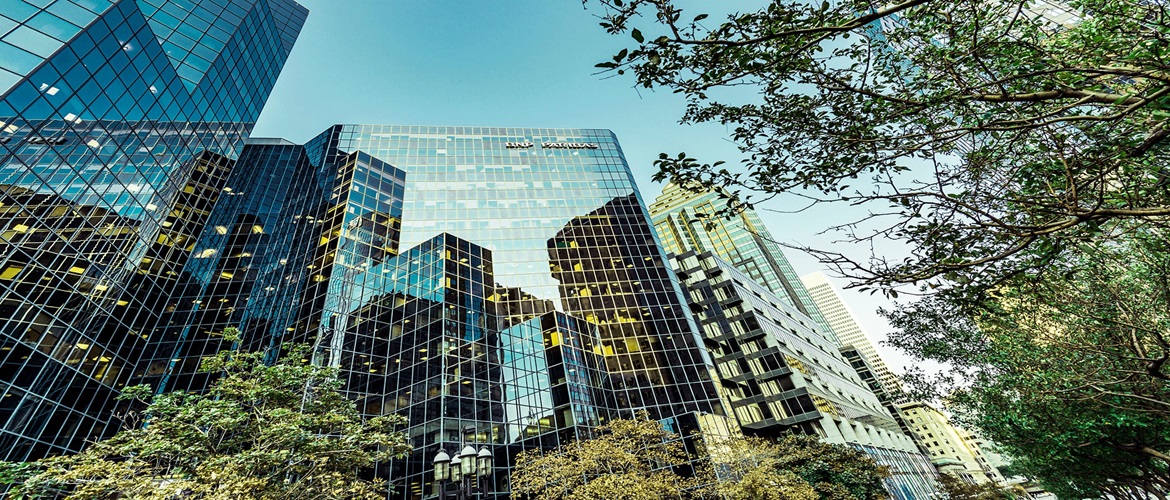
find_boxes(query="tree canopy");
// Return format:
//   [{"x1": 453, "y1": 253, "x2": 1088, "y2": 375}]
[
  {"x1": 0, "y1": 330, "x2": 411, "y2": 499},
  {"x1": 886, "y1": 233, "x2": 1170, "y2": 496},
  {"x1": 936, "y1": 474, "x2": 1011, "y2": 500},
  {"x1": 760, "y1": 434, "x2": 890, "y2": 500},
  {"x1": 584, "y1": 0, "x2": 1170, "y2": 494},
  {"x1": 587, "y1": 0, "x2": 1170, "y2": 292},
  {"x1": 510, "y1": 413, "x2": 703, "y2": 500},
  {"x1": 510, "y1": 413, "x2": 888, "y2": 500}
]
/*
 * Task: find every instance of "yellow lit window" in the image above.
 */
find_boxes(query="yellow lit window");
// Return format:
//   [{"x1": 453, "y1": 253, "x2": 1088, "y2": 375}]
[{"x1": 0, "y1": 266, "x2": 21, "y2": 280}]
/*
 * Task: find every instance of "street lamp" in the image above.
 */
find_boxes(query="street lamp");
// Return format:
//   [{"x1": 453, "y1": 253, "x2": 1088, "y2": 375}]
[
  {"x1": 449, "y1": 453, "x2": 462, "y2": 483},
  {"x1": 433, "y1": 448, "x2": 450, "y2": 482},
  {"x1": 433, "y1": 433, "x2": 493, "y2": 499},
  {"x1": 476, "y1": 447, "x2": 492, "y2": 478},
  {"x1": 460, "y1": 444, "x2": 477, "y2": 477}
]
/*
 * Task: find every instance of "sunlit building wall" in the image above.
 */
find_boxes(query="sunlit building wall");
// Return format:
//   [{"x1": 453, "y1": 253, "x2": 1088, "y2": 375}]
[
  {"x1": 801, "y1": 271, "x2": 903, "y2": 396},
  {"x1": 899, "y1": 402, "x2": 1007, "y2": 486},
  {"x1": 670, "y1": 250, "x2": 941, "y2": 500},
  {"x1": 649, "y1": 183, "x2": 840, "y2": 345}
]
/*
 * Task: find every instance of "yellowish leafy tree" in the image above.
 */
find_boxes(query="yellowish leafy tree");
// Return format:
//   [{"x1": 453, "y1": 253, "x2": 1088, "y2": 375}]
[
  {"x1": 702, "y1": 435, "x2": 817, "y2": 500},
  {"x1": 0, "y1": 329, "x2": 412, "y2": 499},
  {"x1": 511, "y1": 413, "x2": 703, "y2": 500},
  {"x1": 512, "y1": 414, "x2": 887, "y2": 500}
]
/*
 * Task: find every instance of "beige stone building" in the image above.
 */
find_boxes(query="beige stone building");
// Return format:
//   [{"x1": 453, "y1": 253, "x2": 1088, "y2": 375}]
[{"x1": 898, "y1": 402, "x2": 1006, "y2": 485}]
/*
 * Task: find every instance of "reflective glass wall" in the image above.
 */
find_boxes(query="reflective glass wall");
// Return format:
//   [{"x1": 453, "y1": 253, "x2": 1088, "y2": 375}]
[
  {"x1": 223, "y1": 125, "x2": 729, "y2": 499},
  {"x1": 0, "y1": 0, "x2": 306, "y2": 460}
]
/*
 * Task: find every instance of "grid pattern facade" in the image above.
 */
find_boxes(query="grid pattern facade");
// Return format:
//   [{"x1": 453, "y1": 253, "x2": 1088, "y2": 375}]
[
  {"x1": 648, "y1": 183, "x2": 840, "y2": 346},
  {"x1": 670, "y1": 251, "x2": 941, "y2": 500},
  {"x1": 898, "y1": 402, "x2": 1006, "y2": 486},
  {"x1": 0, "y1": 0, "x2": 305, "y2": 461},
  {"x1": 218, "y1": 126, "x2": 729, "y2": 499},
  {"x1": 801, "y1": 271, "x2": 903, "y2": 396}
]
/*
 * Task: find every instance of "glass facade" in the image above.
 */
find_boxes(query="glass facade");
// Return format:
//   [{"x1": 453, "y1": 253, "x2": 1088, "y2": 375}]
[
  {"x1": 0, "y1": 0, "x2": 306, "y2": 461},
  {"x1": 199, "y1": 125, "x2": 730, "y2": 499},
  {"x1": 649, "y1": 182, "x2": 840, "y2": 345}
]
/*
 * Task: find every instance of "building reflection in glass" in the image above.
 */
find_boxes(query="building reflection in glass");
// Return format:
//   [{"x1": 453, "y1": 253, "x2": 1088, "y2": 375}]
[
  {"x1": 208, "y1": 126, "x2": 731, "y2": 499},
  {"x1": 0, "y1": 0, "x2": 306, "y2": 461}
]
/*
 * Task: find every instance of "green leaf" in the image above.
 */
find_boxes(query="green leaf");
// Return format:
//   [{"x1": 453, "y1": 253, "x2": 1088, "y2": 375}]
[{"x1": 632, "y1": 28, "x2": 644, "y2": 43}]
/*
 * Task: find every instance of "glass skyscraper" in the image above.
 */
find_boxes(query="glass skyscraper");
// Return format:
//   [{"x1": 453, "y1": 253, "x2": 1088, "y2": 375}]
[
  {"x1": 183, "y1": 125, "x2": 730, "y2": 499},
  {"x1": 0, "y1": 0, "x2": 306, "y2": 461},
  {"x1": 649, "y1": 182, "x2": 841, "y2": 345}
]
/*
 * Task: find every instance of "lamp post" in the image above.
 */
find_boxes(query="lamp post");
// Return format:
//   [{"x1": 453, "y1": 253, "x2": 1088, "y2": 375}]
[{"x1": 433, "y1": 429, "x2": 493, "y2": 499}]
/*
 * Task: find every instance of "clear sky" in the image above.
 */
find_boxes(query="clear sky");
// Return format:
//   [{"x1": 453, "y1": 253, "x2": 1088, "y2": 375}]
[{"x1": 251, "y1": 0, "x2": 919, "y2": 374}]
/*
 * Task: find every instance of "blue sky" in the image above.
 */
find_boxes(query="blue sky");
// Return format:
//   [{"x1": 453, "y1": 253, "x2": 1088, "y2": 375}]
[{"x1": 251, "y1": 0, "x2": 918, "y2": 373}]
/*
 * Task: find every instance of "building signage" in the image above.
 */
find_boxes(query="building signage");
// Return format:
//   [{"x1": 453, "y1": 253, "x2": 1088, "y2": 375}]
[
  {"x1": 544, "y1": 142, "x2": 599, "y2": 149},
  {"x1": 505, "y1": 141, "x2": 599, "y2": 149}
]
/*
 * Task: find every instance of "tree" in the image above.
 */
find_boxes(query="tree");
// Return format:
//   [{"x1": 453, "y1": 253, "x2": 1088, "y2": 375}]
[
  {"x1": 510, "y1": 413, "x2": 703, "y2": 500},
  {"x1": 585, "y1": 0, "x2": 1170, "y2": 293},
  {"x1": 886, "y1": 233, "x2": 1170, "y2": 496},
  {"x1": 511, "y1": 414, "x2": 888, "y2": 500},
  {"x1": 584, "y1": 2, "x2": 1170, "y2": 494},
  {"x1": 937, "y1": 474, "x2": 1011, "y2": 500},
  {"x1": 761, "y1": 434, "x2": 889, "y2": 500},
  {"x1": 702, "y1": 435, "x2": 818, "y2": 500},
  {"x1": 0, "y1": 329, "x2": 411, "y2": 499}
]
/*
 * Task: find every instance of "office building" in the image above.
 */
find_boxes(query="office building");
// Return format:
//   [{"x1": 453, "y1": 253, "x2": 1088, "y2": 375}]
[
  {"x1": 183, "y1": 125, "x2": 730, "y2": 499},
  {"x1": 801, "y1": 272, "x2": 902, "y2": 395},
  {"x1": 649, "y1": 183, "x2": 839, "y2": 345},
  {"x1": 899, "y1": 402, "x2": 1006, "y2": 485},
  {"x1": 671, "y1": 251, "x2": 939, "y2": 500},
  {"x1": 0, "y1": 0, "x2": 307, "y2": 461}
]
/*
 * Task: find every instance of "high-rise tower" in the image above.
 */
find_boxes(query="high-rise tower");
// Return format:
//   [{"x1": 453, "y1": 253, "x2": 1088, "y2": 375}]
[
  {"x1": 670, "y1": 251, "x2": 940, "y2": 500},
  {"x1": 801, "y1": 271, "x2": 903, "y2": 396},
  {"x1": 202, "y1": 125, "x2": 730, "y2": 499},
  {"x1": 648, "y1": 183, "x2": 840, "y2": 345},
  {"x1": 0, "y1": 0, "x2": 307, "y2": 461}
]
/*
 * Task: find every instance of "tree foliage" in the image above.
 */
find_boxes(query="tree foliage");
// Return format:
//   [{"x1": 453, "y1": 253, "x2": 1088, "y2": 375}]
[
  {"x1": 703, "y1": 435, "x2": 818, "y2": 500},
  {"x1": 586, "y1": 0, "x2": 1170, "y2": 291},
  {"x1": 936, "y1": 474, "x2": 1011, "y2": 500},
  {"x1": 0, "y1": 329, "x2": 411, "y2": 499},
  {"x1": 774, "y1": 434, "x2": 890, "y2": 500},
  {"x1": 886, "y1": 233, "x2": 1170, "y2": 496},
  {"x1": 510, "y1": 413, "x2": 703, "y2": 500},
  {"x1": 585, "y1": 1, "x2": 1170, "y2": 495},
  {"x1": 510, "y1": 413, "x2": 888, "y2": 500}
]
